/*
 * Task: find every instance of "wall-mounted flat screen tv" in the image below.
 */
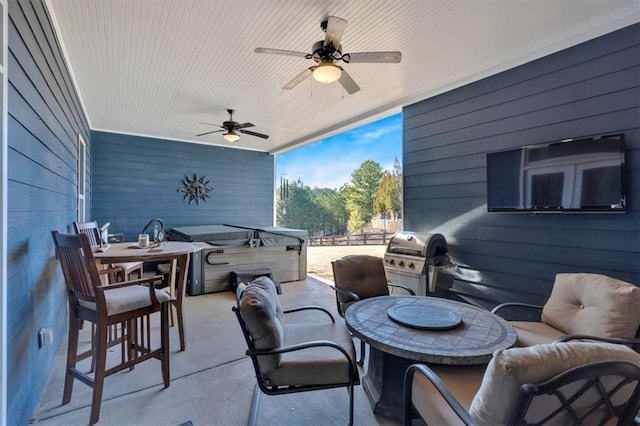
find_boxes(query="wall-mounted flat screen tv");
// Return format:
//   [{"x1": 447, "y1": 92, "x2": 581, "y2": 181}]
[{"x1": 487, "y1": 133, "x2": 626, "y2": 213}]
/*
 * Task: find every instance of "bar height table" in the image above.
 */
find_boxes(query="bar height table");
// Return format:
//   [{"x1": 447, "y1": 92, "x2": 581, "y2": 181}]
[{"x1": 94, "y1": 241, "x2": 199, "y2": 351}]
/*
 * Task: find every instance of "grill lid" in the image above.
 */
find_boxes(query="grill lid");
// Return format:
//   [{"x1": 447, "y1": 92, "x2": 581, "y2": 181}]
[
  {"x1": 386, "y1": 231, "x2": 432, "y2": 256},
  {"x1": 386, "y1": 231, "x2": 449, "y2": 265}
]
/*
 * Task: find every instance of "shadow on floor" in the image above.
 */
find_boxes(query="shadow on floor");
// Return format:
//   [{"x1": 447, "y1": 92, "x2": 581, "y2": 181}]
[{"x1": 31, "y1": 276, "x2": 398, "y2": 426}]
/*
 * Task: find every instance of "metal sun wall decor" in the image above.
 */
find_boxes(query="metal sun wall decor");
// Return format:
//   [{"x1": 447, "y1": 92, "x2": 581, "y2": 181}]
[{"x1": 177, "y1": 173, "x2": 214, "y2": 205}]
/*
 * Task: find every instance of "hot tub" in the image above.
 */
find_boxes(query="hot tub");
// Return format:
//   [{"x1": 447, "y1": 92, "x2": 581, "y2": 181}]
[{"x1": 167, "y1": 224, "x2": 308, "y2": 295}]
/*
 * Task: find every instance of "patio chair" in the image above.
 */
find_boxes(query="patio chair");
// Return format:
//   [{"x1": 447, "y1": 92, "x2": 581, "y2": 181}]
[
  {"x1": 74, "y1": 220, "x2": 143, "y2": 282},
  {"x1": 404, "y1": 339, "x2": 640, "y2": 426},
  {"x1": 331, "y1": 254, "x2": 415, "y2": 364},
  {"x1": 232, "y1": 276, "x2": 360, "y2": 426},
  {"x1": 52, "y1": 231, "x2": 171, "y2": 425},
  {"x1": 491, "y1": 273, "x2": 640, "y2": 348}
]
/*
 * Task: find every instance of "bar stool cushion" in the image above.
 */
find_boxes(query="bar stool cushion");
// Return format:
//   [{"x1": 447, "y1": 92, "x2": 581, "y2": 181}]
[{"x1": 79, "y1": 285, "x2": 170, "y2": 315}]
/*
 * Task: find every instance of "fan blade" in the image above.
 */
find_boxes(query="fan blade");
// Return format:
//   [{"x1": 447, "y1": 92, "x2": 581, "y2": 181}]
[
  {"x1": 324, "y1": 16, "x2": 348, "y2": 50},
  {"x1": 198, "y1": 122, "x2": 223, "y2": 127},
  {"x1": 255, "y1": 47, "x2": 309, "y2": 59},
  {"x1": 283, "y1": 67, "x2": 313, "y2": 90},
  {"x1": 240, "y1": 129, "x2": 269, "y2": 139},
  {"x1": 196, "y1": 129, "x2": 223, "y2": 137},
  {"x1": 239, "y1": 123, "x2": 255, "y2": 129},
  {"x1": 338, "y1": 69, "x2": 360, "y2": 94},
  {"x1": 343, "y1": 51, "x2": 402, "y2": 63}
]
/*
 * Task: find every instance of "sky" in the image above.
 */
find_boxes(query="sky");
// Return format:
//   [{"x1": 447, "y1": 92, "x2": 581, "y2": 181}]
[{"x1": 276, "y1": 112, "x2": 402, "y2": 190}]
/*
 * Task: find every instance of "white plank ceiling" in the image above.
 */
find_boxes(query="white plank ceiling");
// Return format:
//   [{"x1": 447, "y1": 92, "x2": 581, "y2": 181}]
[{"x1": 45, "y1": 0, "x2": 639, "y2": 154}]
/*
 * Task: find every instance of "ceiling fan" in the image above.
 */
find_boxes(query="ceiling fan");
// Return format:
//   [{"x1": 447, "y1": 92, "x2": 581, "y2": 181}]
[
  {"x1": 255, "y1": 16, "x2": 402, "y2": 94},
  {"x1": 196, "y1": 109, "x2": 269, "y2": 143}
]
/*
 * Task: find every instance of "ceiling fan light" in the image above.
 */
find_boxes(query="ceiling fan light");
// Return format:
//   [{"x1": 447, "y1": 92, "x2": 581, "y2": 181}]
[
  {"x1": 223, "y1": 131, "x2": 240, "y2": 143},
  {"x1": 313, "y1": 63, "x2": 341, "y2": 84}
]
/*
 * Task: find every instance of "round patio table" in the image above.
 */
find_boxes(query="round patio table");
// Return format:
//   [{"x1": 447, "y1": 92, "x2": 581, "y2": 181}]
[{"x1": 344, "y1": 295, "x2": 516, "y2": 421}]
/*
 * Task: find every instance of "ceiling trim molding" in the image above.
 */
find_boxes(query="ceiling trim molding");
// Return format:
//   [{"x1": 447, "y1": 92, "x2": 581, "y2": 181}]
[
  {"x1": 90, "y1": 127, "x2": 270, "y2": 153},
  {"x1": 43, "y1": 0, "x2": 93, "y2": 130}
]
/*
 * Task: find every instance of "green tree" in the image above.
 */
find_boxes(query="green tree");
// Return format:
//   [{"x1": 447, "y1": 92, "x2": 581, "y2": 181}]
[
  {"x1": 314, "y1": 188, "x2": 348, "y2": 234},
  {"x1": 374, "y1": 171, "x2": 401, "y2": 219},
  {"x1": 342, "y1": 160, "x2": 383, "y2": 228},
  {"x1": 276, "y1": 180, "x2": 322, "y2": 232}
]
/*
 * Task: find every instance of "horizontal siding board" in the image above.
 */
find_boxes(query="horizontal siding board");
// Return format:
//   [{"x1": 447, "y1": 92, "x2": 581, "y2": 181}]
[
  {"x1": 91, "y1": 131, "x2": 275, "y2": 240},
  {"x1": 23, "y1": 1, "x2": 87, "y2": 134},
  {"x1": 8, "y1": 148, "x2": 75, "y2": 195},
  {"x1": 403, "y1": 24, "x2": 640, "y2": 306},
  {"x1": 8, "y1": 61, "x2": 75, "y2": 164},
  {"x1": 9, "y1": 11, "x2": 75, "y2": 143},
  {"x1": 13, "y1": 2, "x2": 79, "y2": 140},
  {"x1": 405, "y1": 67, "x2": 639, "y2": 142},
  {"x1": 404, "y1": 24, "x2": 640, "y2": 120},
  {"x1": 453, "y1": 240, "x2": 640, "y2": 274},
  {"x1": 405, "y1": 89, "x2": 640, "y2": 149},
  {"x1": 7, "y1": 2, "x2": 90, "y2": 424},
  {"x1": 405, "y1": 108, "x2": 640, "y2": 163},
  {"x1": 404, "y1": 47, "x2": 639, "y2": 131},
  {"x1": 8, "y1": 118, "x2": 75, "y2": 184}
]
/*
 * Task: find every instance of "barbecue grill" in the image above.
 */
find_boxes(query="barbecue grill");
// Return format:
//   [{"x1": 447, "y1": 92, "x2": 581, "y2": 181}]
[{"x1": 383, "y1": 231, "x2": 452, "y2": 296}]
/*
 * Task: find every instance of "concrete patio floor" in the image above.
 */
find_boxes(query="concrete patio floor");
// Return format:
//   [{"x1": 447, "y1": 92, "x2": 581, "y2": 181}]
[{"x1": 30, "y1": 276, "x2": 398, "y2": 426}]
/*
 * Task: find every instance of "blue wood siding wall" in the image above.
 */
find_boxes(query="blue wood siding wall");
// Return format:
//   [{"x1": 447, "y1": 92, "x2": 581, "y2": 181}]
[
  {"x1": 403, "y1": 24, "x2": 640, "y2": 307},
  {"x1": 7, "y1": 1, "x2": 91, "y2": 424},
  {"x1": 91, "y1": 131, "x2": 275, "y2": 240}
]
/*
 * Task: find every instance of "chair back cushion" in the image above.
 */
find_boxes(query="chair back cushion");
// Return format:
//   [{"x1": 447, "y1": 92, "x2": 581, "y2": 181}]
[
  {"x1": 542, "y1": 273, "x2": 640, "y2": 338},
  {"x1": 239, "y1": 276, "x2": 284, "y2": 372},
  {"x1": 332, "y1": 255, "x2": 389, "y2": 304},
  {"x1": 469, "y1": 342, "x2": 640, "y2": 425}
]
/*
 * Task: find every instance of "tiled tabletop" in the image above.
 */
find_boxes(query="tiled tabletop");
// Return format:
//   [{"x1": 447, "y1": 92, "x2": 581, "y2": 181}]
[{"x1": 345, "y1": 295, "x2": 517, "y2": 365}]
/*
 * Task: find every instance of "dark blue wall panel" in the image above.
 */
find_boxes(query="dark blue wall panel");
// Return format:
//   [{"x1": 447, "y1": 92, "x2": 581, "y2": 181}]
[
  {"x1": 91, "y1": 131, "x2": 275, "y2": 240},
  {"x1": 403, "y1": 24, "x2": 640, "y2": 307},
  {"x1": 7, "y1": 1, "x2": 91, "y2": 424}
]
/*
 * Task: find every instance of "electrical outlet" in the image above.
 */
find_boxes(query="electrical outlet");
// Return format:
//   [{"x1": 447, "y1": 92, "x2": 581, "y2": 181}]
[{"x1": 38, "y1": 327, "x2": 53, "y2": 348}]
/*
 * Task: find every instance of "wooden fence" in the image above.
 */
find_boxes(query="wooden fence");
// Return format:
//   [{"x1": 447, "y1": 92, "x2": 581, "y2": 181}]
[{"x1": 307, "y1": 231, "x2": 393, "y2": 246}]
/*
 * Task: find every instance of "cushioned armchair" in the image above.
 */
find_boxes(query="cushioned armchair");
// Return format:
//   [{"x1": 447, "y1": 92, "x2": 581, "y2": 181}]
[
  {"x1": 404, "y1": 340, "x2": 640, "y2": 426},
  {"x1": 232, "y1": 276, "x2": 360, "y2": 426},
  {"x1": 491, "y1": 273, "x2": 640, "y2": 348},
  {"x1": 331, "y1": 254, "x2": 415, "y2": 364}
]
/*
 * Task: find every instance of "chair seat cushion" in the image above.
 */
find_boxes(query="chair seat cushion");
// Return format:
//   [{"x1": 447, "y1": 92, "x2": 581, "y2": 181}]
[
  {"x1": 80, "y1": 285, "x2": 170, "y2": 315},
  {"x1": 469, "y1": 342, "x2": 640, "y2": 425},
  {"x1": 510, "y1": 321, "x2": 565, "y2": 347},
  {"x1": 412, "y1": 364, "x2": 486, "y2": 425},
  {"x1": 263, "y1": 322, "x2": 356, "y2": 387}
]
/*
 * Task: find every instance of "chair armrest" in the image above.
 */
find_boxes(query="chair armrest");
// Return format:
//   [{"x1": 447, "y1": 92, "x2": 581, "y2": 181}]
[
  {"x1": 98, "y1": 265, "x2": 123, "y2": 283},
  {"x1": 388, "y1": 281, "x2": 416, "y2": 295},
  {"x1": 247, "y1": 339, "x2": 357, "y2": 379},
  {"x1": 332, "y1": 286, "x2": 361, "y2": 303},
  {"x1": 283, "y1": 306, "x2": 336, "y2": 323},
  {"x1": 404, "y1": 364, "x2": 478, "y2": 426},
  {"x1": 491, "y1": 302, "x2": 544, "y2": 319},
  {"x1": 555, "y1": 334, "x2": 640, "y2": 351}
]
